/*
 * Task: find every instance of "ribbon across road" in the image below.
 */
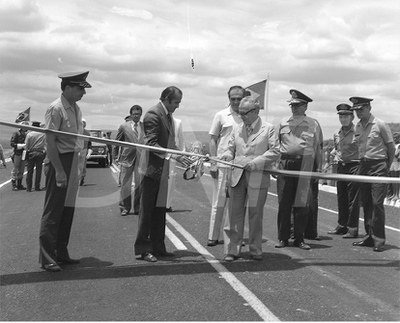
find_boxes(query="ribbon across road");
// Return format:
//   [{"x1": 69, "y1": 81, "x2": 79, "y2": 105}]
[{"x1": 1, "y1": 120, "x2": 399, "y2": 184}]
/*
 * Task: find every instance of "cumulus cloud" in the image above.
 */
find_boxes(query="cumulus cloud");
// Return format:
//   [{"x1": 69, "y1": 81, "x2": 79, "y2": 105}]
[{"x1": 0, "y1": 0, "x2": 399, "y2": 136}]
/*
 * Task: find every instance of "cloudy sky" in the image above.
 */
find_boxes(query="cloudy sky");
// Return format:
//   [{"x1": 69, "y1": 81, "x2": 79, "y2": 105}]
[{"x1": 1, "y1": 0, "x2": 399, "y2": 139}]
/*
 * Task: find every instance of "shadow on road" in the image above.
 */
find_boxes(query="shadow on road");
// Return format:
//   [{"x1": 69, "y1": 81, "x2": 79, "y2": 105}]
[{"x1": 1, "y1": 252, "x2": 399, "y2": 287}]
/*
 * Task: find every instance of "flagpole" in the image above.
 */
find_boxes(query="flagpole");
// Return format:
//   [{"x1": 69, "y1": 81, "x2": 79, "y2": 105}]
[{"x1": 264, "y1": 73, "x2": 269, "y2": 122}]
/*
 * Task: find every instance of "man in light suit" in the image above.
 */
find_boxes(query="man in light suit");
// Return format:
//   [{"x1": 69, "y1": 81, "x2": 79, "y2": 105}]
[
  {"x1": 220, "y1": 97, "x2": 280, "y2": 262},
  {"x1": 113, "y1": 105, "x2": 144, "y2": 216},
  {"x1": 166, "y1": 117, "x2": 185, "y2": 212},
  {"x1": 134, "y1": 86, "x2": 191, "y2": 262}
]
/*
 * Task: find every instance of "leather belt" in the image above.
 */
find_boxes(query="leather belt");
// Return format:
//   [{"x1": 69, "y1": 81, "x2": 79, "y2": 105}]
[
  {"x1": 338, "y1": 160, "x2": 359, "y2": 167},
  {"x1": 281, "y1": 154, "x2": 313, "y2": 161},
  {"x1": 281, "y1": 154, "x2": 303, "y2": 160}
]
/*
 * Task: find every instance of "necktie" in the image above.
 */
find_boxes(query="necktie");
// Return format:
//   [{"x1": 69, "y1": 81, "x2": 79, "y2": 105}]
[
  {"x1": 246, "y1": 124, "x2": 253, "y2": 136},
  {"x1": 133, "y1": 122, "x2": 138, "y2": 136}
]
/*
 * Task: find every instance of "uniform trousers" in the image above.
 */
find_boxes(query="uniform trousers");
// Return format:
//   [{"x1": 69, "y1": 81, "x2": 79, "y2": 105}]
[
  {"x1": 358, "y1": 159, "x2": 388, "y2": 243},
  {"x1": 119, "y1": 158, "x2": 141, "y2": 214},
  {"x1": 26, "y1": 151, "x2": 45, "y2": 190},
  {"x1": 39, "y1": 152, "x2": 79, "y2": 266},
  {"x1": 134, "y1": 168, "x2": 169, "y2": 255},
  {"x1": 11, "y1": 154, "x2": 25, "y2": 180},
  {"x1": 277, "y1": 157, "x2": 313, "y2": 243},
  {"x1": 224, "y1": 172, "x2": 267, "y2": 257},
  {"x1": 208, "y1": 167, "x2": 230, "y2": 241},
  {"x1": 336, "y1": 162, "x2": 361, "y2": 230}
]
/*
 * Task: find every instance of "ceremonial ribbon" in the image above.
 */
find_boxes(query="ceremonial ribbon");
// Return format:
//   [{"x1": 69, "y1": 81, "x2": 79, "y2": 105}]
[{"x1": 1, "y1": 120, "x2": 399, "y2": 184}]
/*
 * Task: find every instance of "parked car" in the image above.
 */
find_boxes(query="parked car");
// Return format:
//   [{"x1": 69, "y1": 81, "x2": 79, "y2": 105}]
[{"x1": 87, "y1": 129, "x2": 109, "y2": 167}]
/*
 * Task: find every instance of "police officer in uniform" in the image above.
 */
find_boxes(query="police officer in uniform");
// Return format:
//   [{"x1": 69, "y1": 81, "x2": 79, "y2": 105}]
[
  {"x1": 39, "y1": 71, "x2": 91, "y2": 271},
  {"x1": 350, "y1": 97, "x2": 395, "y2": 252},
  {"x1": 328, "y1": 104, "x2": 361, "y2": 238},
  {"x1": 275, "y1": 89, "x2": 323, "y2": 250}
]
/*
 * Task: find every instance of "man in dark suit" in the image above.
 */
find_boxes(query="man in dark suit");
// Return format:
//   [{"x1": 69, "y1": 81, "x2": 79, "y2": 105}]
[
  {"x1": 134, "y1": 86, "x2": 190, "y2": 262},
  {"x1": 113, "y1": 105, "x2": 145, "y2": 216}
]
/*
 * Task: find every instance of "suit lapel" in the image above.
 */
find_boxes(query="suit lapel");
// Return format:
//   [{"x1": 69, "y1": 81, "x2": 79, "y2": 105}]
[{"x1": 248, "y1": 119, "x2": 265, "y2": 143}]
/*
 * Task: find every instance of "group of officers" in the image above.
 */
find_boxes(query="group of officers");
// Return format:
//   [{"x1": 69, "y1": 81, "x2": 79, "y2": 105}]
[{"x1": 13, "y1": 70, "x2": 394, "y2": 272}]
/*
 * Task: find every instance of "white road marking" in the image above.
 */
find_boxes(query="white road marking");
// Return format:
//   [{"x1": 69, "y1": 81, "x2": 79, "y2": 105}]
[
  {"x1": 165, "y1": 226, "x2": 188, "y2": 250},
  {"x1": 166, "y1": 214, "x2": 280, "y2": 322}
]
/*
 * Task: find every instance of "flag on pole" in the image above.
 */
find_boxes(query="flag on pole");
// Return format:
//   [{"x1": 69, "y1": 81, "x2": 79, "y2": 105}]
[
  {"x1": 245, "y1": 79, "x2": 268, "y2": 109},
  {"x1": 15, "y1": 107, "x2": 30, "y2": 123}
]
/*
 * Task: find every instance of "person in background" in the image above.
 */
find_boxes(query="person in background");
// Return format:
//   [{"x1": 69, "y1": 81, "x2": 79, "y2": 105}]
[
  {"x1": 220, "y1": 96, "x2": 279, "y2": 262},
  {"x1": 207, "y1": 85, "x2": 244, "y2": 247},
  {"x1": 25, "y1": 121, "x2": 46, "y2": 191},
  {"x1": 328, "y1": 104, "x2": 361, "y2": 238},
  {"x1": 350, "y1": 97, "x2": 395, "y2": 252},
  {"x1": 113, "y1": 105, "x2": 144, "y2": 216},
  {"x1": 39, "y1": 71, "x2": 92, "y2": 272},
  {"x1": 387, "y1": 132, "x2": 400, "y2": 202},
  {"x1": 0, "y1": 144, "x2": 7, "y2": 168},
  {"x1": 10, "y1": 121, "x2": 29, "y2": 191},
  {"x1": 275, "y1": 89, "x2": 323, "y2": 250},
  {"x1": 106, "y1": 131, "x2": 113, "y2": 166},
  {"x1": 79, "y1": 118, "x2": 92, "y2": 186},
  {"x1": 134, "y1": 86, "x2": 191, "y2": 262},
  {"x1": 166, "y1": 116, "x2": 185, "y2": 212}
]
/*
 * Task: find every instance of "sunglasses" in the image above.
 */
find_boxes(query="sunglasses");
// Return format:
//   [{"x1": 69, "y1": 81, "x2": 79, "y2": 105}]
[{"x1": 239, "y1": 109, "x2": 256, "y2": 117}]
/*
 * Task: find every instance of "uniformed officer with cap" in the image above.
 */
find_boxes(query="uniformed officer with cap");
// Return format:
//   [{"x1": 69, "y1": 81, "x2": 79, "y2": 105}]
[
  {"x1": 39, "y1": 71, "x2": 91, "y2": 271},
  {"x1": 24, "y1": 120, "x2": 46, "y2": 191},
  {"x1": 350, "y1": 97, "x2": 395, "y2": 252},
  {"x1": 328, "y1": 104, "x2": 361, "y2": 238},
  {"x1": 275, "y1": 89, "x2": 323, "y2": 250}
]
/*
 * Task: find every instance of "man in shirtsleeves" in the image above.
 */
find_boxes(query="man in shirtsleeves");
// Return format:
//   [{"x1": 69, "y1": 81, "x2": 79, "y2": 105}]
[
  {"x1": 39, "y1": 71, "x2": 91, "y2": 272},
  {"x1": 350, "y1": 97, "x2": 395, "y2": 252},
  {"x1": 328, "y1": 104, "x2": 361, "y2": 238}
]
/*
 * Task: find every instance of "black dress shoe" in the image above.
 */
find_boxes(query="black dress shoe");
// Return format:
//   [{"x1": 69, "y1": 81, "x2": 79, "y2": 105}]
[
  {"x1": 373, "y1": 245, "x2": 384, "y2": 252},
  {"x1": 42, "y1": 263, "x2": 62, "y2": 272},
  {"x1": 328, "y1": 226, "x2": 348, "y2": 235},
  {"x1": 275, "y1": 240, "x2": 288, "y2": 248},
  {"x1": 207, "y1": 239, "x2": 218, "y2": 247},
  {"x1": 57, "y1": 258, "x2": 80, "y2": 265},
  {"x1": 140, "y1": 252, "x2": 157, "y2": 262},
  {"x1": 155, "y1": 251, "x2": 174, "y2": 257},
  {"x1": 353, "y1": 237, "x2": 374, "y2": 247}
]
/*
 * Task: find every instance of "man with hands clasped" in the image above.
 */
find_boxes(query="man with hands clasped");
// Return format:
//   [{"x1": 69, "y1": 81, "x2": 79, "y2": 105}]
[{"x1": 220, "y1": 96, "x2": 280, "y2": 262}]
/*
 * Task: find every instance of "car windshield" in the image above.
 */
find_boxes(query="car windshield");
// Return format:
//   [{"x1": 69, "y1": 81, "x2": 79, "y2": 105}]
[{"x1": 89, "y1": 131, "x2": 101, "y2": 138}]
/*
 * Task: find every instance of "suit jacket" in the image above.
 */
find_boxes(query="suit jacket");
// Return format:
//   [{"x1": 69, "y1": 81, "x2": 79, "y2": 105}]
[
  {"x1": 140, "y1": 102, "x2": 177, "y2": 179},
  {"x1": 222, "y1": 117, "x2": 280, "y2": 189},
  {"x1": 113, "y1": 120, "x2": 144, "y2": 167}
]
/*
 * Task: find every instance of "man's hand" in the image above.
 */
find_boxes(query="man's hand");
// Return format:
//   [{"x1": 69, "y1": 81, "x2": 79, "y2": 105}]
[
  {"x1": 209, "y1": 163, "x2": 219, "y2": 179},
  {"x1": 55, "y1": 169, "x2": 67, "y2": 188},
  {"x1": 176, "y1": 155, "x2": 192, "y2": 167}
]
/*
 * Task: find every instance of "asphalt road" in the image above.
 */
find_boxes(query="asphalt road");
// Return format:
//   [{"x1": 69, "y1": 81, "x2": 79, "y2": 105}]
[{"x1": 0, "y1": 160, "x2": 399, "y2": 321}]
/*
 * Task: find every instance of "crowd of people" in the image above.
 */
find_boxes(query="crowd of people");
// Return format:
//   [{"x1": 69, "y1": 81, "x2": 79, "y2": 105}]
[{"x1": 2, "y1": 70, "x2": 398, "y2": 272}]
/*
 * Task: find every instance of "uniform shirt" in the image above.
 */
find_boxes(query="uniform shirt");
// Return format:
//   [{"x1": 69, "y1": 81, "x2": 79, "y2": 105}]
[
  {"x1": 354, "y1": 114, "x2": 393, "y2": 160},
  {"x1": 278, "y1": 115, "x2": 323, "y2": 157},
  {"x1": 10, "y1": 130, "x2": 27, "y2": 155},
  {"x1": 333, "y1": 124, "x2": 359, "y2": 162},
  {"x1": 25, "y1": 131, "x2": 46, "y2": 153},
  {"x1": 209, "y1": 106, "x2": 242, "y2": 158},
  {"x1": 45, "y1": 95, "x2": 83, "y2": 153}
]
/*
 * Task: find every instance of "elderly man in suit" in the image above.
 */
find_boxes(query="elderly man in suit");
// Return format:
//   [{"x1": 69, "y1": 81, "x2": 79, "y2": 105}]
[
  {"x1": 134, "y1": 86, "x2": 191, "y2": 262},
  {"x1": 113, "y1": 105, "x2": 145, "y2": 216},
  {"x1": 220, "y1": 96, "x2": 280, "y2": 262}
]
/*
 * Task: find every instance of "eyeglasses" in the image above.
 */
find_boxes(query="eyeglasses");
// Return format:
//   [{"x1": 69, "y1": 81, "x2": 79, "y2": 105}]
[
  {"x1": 239, "y1": 109, "x2": 256, "y2": 117},
  {"x1": 230, "y1": 97, "x2": 243, "y2": 102}
]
